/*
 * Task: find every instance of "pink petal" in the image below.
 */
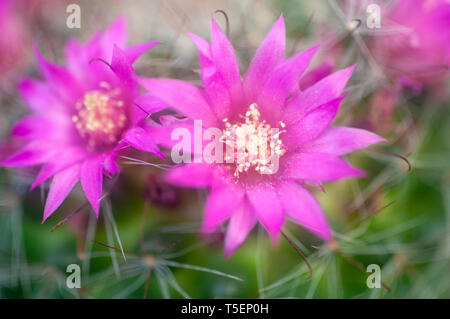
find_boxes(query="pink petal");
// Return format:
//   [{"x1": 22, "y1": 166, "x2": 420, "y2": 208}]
[
  {"x1": 43, "y1": 164, "x2": 80, "y2": 222},
  {"x1": 189, "y1": 32, "x2": 231, "y2": 119},
  {"x1": 31, "y1": 147, "x2": 88, "y2": 189},
  {"x1": 210, "y1": 16, "x2": 244, "y2": 106},
  {"x1": 202, "y1": 185, "x2": 245, "y2": 233},
  {"x1": 224, "y1": 203, "x2": 257, "y2": 258},
  {"x1": 98, "y1": 16, "x2": 127, "y2": 59},
  {"x1": 80, "y1": 156, "x2": 104, "y2": 216},
  {"x1": 0, "y1": 142, "x2": 54, "y2": 167},
  {"x1": 126, "y1": 41, "x2": 161, "y2": 64},
  {"x1": 139, "y1": 78, "x2": 218, "y2": 126},
  {"x1": 299, "y1": 61, "x2": 334, "y2": 90},
  {"x1": 244, "y1": 14, "x2": 285, "y2": 101},
  {"x1": 277, "y1": 181, "x2": 332, "y2": 240},
  {"x1": 19, "y1": 79, "x2": 61, "y2": 112},
  {"x1": 143, "y1": 117, "x2": 195, "y2": 150},
  {"x1": 282, "y1": 152, "x2": 366, "y2": 182},
  {"x1": 246, "y1": 184, "x2": 284, "y2": 240},
  {"x1": 302, "y1": 127, "x2": 386, "y2": 155},
  {"x1": 103, "y1": 150, "x2": 120, "y2": 176},
  {"x1": 257, "y1": 45, "x2": 319, "y2": 117},
  {"x1": 134, "y1": 93, "x2": 169, "y2": 115},
  {"x1": 122, "y1": 127, "x2": 164, "y2": 159},
  {"x1": 165, "y1": 163, "x2": 214, "y2": 188},
  {"x1": 11, "y1": 116, "x2": 55, "y2": 139},
  {"x1": 283, "y1": 64, "x2": 356, "y2": 124},
  {"x1": 111, "y1": 44, "x2": 138, "y2": 92},
  {"x1": 188, "y1": 32, "x2": 211, "y2": 58},
  {"x1": 34, "y1": 45, "x2": 81, "y2": 99},
  {"x1": 283, "y1": 96, "x2": 344, "y2": 149}
]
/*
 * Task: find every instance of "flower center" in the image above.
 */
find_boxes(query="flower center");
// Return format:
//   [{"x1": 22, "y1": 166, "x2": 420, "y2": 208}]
[
  {"x1": 222, "y1": 103, "x2": 286, "y2": 177},
  {"x1": 72, "y1": 82, "x2": 128, "y2": 150}
]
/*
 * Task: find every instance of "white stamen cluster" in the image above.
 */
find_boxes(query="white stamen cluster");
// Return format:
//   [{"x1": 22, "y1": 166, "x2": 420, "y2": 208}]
[
  {"x1": 72, "y1": 82, "x2": 127, "y2": 149},
  {"x1": 222, "y1": 103, "x2": 286, "y2": 177}
]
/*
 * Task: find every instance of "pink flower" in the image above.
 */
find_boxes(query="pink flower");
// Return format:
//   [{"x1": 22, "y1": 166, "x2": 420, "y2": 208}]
[
  {"x1": 140, "y1": 15, "x2": 385, "y2": 257},
  {"x1": 0, "y1": 0, "x2": 31, "y2": 84},
  {"x1": 1, "y1": 17, "x2": 166, "y2": 221},
  {"x1": 370, "y1": 0, "x2": 450, "y2": 92}
]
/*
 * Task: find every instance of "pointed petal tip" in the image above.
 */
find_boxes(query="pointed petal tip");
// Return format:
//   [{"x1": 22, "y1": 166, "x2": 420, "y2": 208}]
[
  {"x1": 375, "y1": 135, "x2": 388, "y2": 144},
  {"x1": 344, "y1": 63, "x2": 357, "y2": 76},
  {"x1": 113, "y1": 43, "x2": 123, "y2": 53},
  {"x1": 42, "y1": 205, "x2": 55, "y2": 224},
  {"x1": 154, "y1": 149, "x2": 166, "y2": 160},
  {"x1": 223, "y1": 246, "x2": 235, "y2": 259},
  {"x1": 311, "y1": 44, "x2": 321, "y2": 53},
  {"x1": 187, "y1": 31, "x2": 197, "y2": 39},
  {"x1": 110, "y1": 15, "x2": 127, "y2": 32},
  {"x1": 210, "y1": 13, "x2": 226, "y2": 35},
  {"x1": 275, "y1": 12, "x2": 285, "y2": 26}
]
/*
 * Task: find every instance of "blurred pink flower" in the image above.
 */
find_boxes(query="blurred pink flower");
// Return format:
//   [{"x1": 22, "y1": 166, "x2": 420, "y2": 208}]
[
  {"x1": 1, "y1": 17, "x2": 166, "y2": 221},
  {"x1": 0, "y1": 0, "x2": 31, "y2": 84},
  {"x1": 141, "y1": 15, "x2": 385, "y2": 256},
  {"x1": 370, "y1": 0, "x2": 450, "y2": 92}
]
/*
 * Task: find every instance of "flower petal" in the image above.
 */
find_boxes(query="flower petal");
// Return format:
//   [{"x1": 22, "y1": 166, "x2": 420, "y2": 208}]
[
  {"x1": 202, "y1": 184, "x2": 245, "y2": 233},
  {"x1": 246, "y1": 184, "x2": 284, "y2": 240},
  {"x1": 257, "y1": 45, "x2": 319, "y2": 117},
  {"x1": 189, "y1": 32, "x2": 232, "y2": 119},
  {"x1": 283, "y1": 96, "x2": 344, "y2": 149},
  {"x1": 126, "y1": 41, "x2": 161, "y2": 64},
  {"x1": 282, "y1": 152, "x2": 366, "y2": 182},
  {"x1": 299, "y1": 60, "x2": 334, "y2": 90},
  {"x1": 302, "y1": 127, "x2": 386, "y2": 155},
  {"x1": 31, "y1": 147, "x2": 88, "y2": 189},
  {"x1": 19, "y1": 79, "x2": 61, "y2": 112},
  {"x1": 111, "y1": 44, "x2": 138, "y2": 92},
  {"x1": 143, "y1": 117, "x2": 195, "y2": 150},
  {"x1": 0, "y1": 142, "x2": 54, "y2": 167},
  {"x1": 133, "y1": 93, "x2": 169, "y2": 115},
  {"x1": 284, "y1": 64, "x2": 356, "y2": 124},
  {"x1": 43, "y1": 164, "x2": 80, "y2": 222},
  {"x1": 123, "y1": 126, "x2": 164, "y2": 158},
  {"x1": 80, "y1": 156, "x2": 104, "y2": 216},
  {"x1": 165, "y1": 163, "x2": 214, "y2": 188},
  {"x1": 224, "y1": 202, "x2": 257, "y2": 258},
  {"x1": 98, "y1": 16, "x2": 127, "y2": 58},
  {"x1": 11, "y1": 116, "x2": 60, "y2": 140},
  {"x1": 244, "y1": 14, "x2": 285, "y2": 101},
  {"x1": 210, "y1": 16, "x2": 244, "y2": 105},
  {"x1": 103, "y1": 149, "x2": 120, "y2": 176},
  {"x1": 139, "y1": 78, "x2": 218, "y2": 126},
  {"x1": 34, "y1": 44, "x2": 81, "y2": 100},
  {"x1": 277, "y1": 181, "x2": 332, "y2": 240}
]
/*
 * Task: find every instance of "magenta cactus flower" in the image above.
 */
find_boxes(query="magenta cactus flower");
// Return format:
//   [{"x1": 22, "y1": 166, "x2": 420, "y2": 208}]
[
  {"x1": 1, "y1": 17, "x2": 166, "y2": 221},
  {"x1": 370, "y1": 0, "x2": 450, "y2": 92},
  {"x1": 140, "y1": 14, "x2": 385, "y2": 257}
]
